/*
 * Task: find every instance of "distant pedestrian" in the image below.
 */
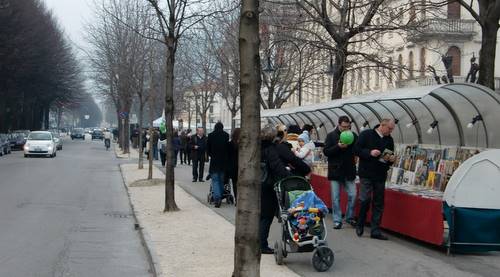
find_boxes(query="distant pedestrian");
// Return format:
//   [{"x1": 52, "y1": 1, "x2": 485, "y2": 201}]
[
  {"x1": 172, "y1": 130, "x2": 181, "y2": 167},
  {"x1": 227, "y1": 128, "x2": 240, "y2": 202},
  {"x1": 190, "y1": 127, "x2": 207, "y2": 182},
  {"x1": 159, "y1": 132, "x2": 167, "y2": 166},
  {"x1": 207, "y1": 122, "x2": 230, "y2": 208},
  {"x1": 152, "y1": 129, "x2": 159, "y2": 161},
  {"x1": 185, "y1": 129, "x2": 192, "y2": 165},
  {"x1": 180, "y1": 131, "x2": 188, "y2": 164},
  {"x1": 323, "y1": 116, "x2": 358, "y2": 229},
  {"x1": 354, "y1": 118, "x2": 396, "y2": 240}
]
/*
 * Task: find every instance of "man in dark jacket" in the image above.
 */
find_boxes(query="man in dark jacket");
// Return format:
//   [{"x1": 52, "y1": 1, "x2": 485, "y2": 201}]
[
  {"x1": 323, "y1": 116, "x2": 358, "y2": 229},
  {"x1": 354, "y1": 118, "x2": 396, "y2": 240},
  {"x1": 180, "y1": 131, "x2": 187, "y2": 164},
  {"x1": 260, "y1": 125, "x2": 291, "y2": 254},
  {"x1": 190, "y1": 127, "x2": 207, "y2": 182},
  {"x1": 207, "y1": 122, "x2": 230, "y2": 208}
]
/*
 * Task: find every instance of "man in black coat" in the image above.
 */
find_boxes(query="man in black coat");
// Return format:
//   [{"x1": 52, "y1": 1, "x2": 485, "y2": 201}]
[
  {"x1": 354, "y1": 119, "x2": 396, "y2": 240},
  {"x1": 190, "y1": 127, "x2": 207, "y2": 182},
  {"x1": 207, "y1": 122, "x2": 230, "y2": 208},
  {"x1": 323, "y1": 116, "x2": 358, "y2": 229}
]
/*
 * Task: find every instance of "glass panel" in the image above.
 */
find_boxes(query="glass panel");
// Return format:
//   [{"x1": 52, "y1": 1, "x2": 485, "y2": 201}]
[{"x1": 377, "y1": 100, "x2": 419, "y2": 144}]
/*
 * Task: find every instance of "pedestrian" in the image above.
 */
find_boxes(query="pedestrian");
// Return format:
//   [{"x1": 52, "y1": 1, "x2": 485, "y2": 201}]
[
  {"x1": 159, "y1": 132, "x2": 167, "y2": 166},
  {"x1": 152, "y1": 129, "x2": 159, "y2": 160},
  {"x1": 172, "y1": 130, "x2": 181, "y2": 167},
  {"x1": 185, "y1": 129, "x2": 192, "y2": 165},
  {"x1": 286, "y1": 124, "x2": 301, "y2": 150},
  {"x1": 227, "y1": 128, "x2": 240, "y2": 202},
  {"x1": 207, "y1": 122, "x2": 230, "y2": 208},
  {"x1": 323, "y1": 116, "x2": 358, "y2": 229},
  {"x1": 301, "y1": 124, "x2": 315, "y2": 141},
  {"x1": 354, "y1": 118, "x2": 396, "y2": 240},
  {"x1": 293, "y1": 133, "x2": 315, "y2": 167},
  {"x1": 180, "y1": 131, "x2": 188, "y2": 164},
  {"x1": 275, "y1": 130, "x2": 311, "y2": 177},
  {"x1": 190, "y1": 127, "x2": 207, "y2": 182},
  {"x1": 260, "y1": 125, "x2": 291, "y2": 254}
]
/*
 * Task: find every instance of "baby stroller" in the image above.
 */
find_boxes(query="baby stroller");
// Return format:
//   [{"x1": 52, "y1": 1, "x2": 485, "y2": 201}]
[
  {"x1": 274, "y1": 176, "x2": 334, "y2": 272},
  {"x1": 207, "y1": 179, "x2": 235, "y2": 205}
]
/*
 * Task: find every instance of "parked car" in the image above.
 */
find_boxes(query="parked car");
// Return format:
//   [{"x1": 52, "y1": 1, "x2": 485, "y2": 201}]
[
  {"x1": 24, "y1": 131, "x2": 57, "y2": 158},
  {"x1": 91, "y1": 129, "x2": 104, "y2": 140},
  {"x1": 51, "y1": 132, "x2": 63, "y2": 150},
  {"x1": 71, "y1": 128, "x2": 85, "y2": 140},
  {"x1": 10, "y1": 130, "x2": 29, "y2": 150},
  {"x1": 0, "y1": 134, "x2": 12, "y2": 156}
]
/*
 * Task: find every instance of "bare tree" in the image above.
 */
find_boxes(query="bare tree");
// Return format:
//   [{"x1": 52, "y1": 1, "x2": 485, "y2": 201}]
[
  {"x1": 233, "y1": 0, "x2": 262, "y2": 275},
  {"x1": 455, "y1": 0, "x2": 499, "y2": 90},
  {"x1": 145, "y1": 0, "x2": 232, "y2": 211}
]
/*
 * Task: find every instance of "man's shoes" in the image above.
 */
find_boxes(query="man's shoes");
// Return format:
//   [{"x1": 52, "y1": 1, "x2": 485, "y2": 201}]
[
  {"x1": 192, "y1": 179, "x2": 197, "y2": 182},
  {"x1": 198, "y1": 179, "x2": 204, "y2": 182},
  {"x1": 356, "y1": 224, "x2": 364, "y2": 237},
  {"x1": 206, "y1": 175, "x2": 211, "y2": 180},
  {"x1": 333, "y1": 222, "x2": 342, "y2": 229},
  {"x1": 370, "y1": 233, "x2": 389, "y2": 240},
  {"x1": 346, "y1": 219, "x2": 357, "y2": 228},
  {"x1": 261, "y1": 247, "x2": 274, "y2": 254},
  {"x1": 214, "y1": 200, "x2": 221, "y2": 208}
]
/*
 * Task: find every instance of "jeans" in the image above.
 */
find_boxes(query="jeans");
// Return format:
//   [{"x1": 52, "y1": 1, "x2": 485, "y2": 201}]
[
  {"x1": 331, "y1": 180, "x2": 357, "y2": 224},
  {"x1": 358, "y1": 178, "x2": 386, "y2": 235},
  {"x1": 211, "y1": 172, "x2": 225, "y2": 201},
  {"x1": 260, "y1": 216, "x2": 274, "y2": 249},
  {"x1": 153, "y1": 143, "x2": 158, "y2": 160},
  {"x1": 173, "y1": 150, "x2": 179, "y2": 166}
]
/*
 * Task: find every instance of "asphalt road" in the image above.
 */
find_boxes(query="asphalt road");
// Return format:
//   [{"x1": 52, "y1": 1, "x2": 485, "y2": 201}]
[
  {"x1": 166, "y1": 163, "x2": 500, "y2": 277},
  {"x1": 0, "y1": 135, "x2": 152, "y2": 277}
]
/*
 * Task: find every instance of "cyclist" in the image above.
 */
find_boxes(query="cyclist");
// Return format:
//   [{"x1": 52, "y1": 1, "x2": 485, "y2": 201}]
[{"x1": 103, "y1": 129, "x2": 112, "y2": 150}]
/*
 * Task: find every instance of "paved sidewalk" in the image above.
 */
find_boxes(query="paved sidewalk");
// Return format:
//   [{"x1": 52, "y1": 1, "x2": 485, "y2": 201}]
[
  {"x1": 114, "y1": 143, "x2": 140, "y2": 159},
  {"x1": 120, "y1": 163, "x2": 300, "y2": 277}
]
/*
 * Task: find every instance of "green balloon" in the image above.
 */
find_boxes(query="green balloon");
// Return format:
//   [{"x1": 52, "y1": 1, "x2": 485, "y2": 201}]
[
  {"x1": 160, "y1": 121, "x2": 166, "y2": 134},
  {"x1": 340, "y1": 130, "x2": 355, "y2": 145}
]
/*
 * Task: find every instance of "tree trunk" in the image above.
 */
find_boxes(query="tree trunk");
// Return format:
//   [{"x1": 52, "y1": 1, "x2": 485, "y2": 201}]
[
  {"x1": 148, "y1": 97, "x2": 154, "y2": 180},
  {"x1": 201, "y1": 111, "x2": 207, "y2": 131},
  {"x1": 233, "y1": 0, "x2": 262, "y2": 276},
  {"x1": 331, "y1": 44, "x2": 347, "y2": 100},
  {"x1": 164, "y1": 41, "x2": 179, "y2": 212},
  {"x1": 231, "y1": 110, "x2": 236, "y2": 131},
  {"x1": 117, "y1": 110, "x2": 123, "y2": 149},
  {"x1": 138, "y1": 97, "x2": 144, "y2": 170},
  {"x1": 477, "y1": 21, "x2": 498, "y2": 90}
]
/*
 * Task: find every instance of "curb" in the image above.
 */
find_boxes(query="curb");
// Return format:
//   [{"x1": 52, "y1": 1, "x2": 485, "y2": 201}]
[{"x1": 118, "y1": 164, "x2": 159, "y2": 277}]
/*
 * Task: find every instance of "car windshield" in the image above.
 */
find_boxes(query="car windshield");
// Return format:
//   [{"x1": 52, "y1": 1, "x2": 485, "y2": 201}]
[{"x1": 28, "y1": 133, "x2": 52, "y2": 141}]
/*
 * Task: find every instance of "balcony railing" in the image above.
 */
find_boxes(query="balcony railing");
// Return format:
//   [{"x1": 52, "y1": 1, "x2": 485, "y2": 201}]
[
  {"x1": 410, "y1": 18, "x2": 476, "y2": 41},
  {"x1": 396, "y1": 76, "x2": 500, "y2": 91}
]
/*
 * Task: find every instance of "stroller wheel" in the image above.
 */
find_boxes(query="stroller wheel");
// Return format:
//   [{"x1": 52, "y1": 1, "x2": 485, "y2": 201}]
[
  {"x1": 207, "y1": 193, "x2": 211, "y2": 204},
  {"x1": 274, "y1": 240, "x2": 284, "y2": 265},
  {"x1": 226, "y1": 195, "x2": 235, "y2": 205},
  {"x1": 312, "y1": 246, "x2": 334, "y2": 272}
]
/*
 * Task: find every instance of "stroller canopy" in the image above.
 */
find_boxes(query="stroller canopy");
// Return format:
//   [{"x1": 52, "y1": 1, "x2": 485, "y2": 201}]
[{"x1": 443, "y1": 149, "x2": 500, "y2": 209}]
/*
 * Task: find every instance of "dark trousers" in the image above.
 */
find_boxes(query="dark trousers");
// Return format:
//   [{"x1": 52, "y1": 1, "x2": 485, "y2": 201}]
[
  {"x1": 173, "y1": 150, "x2": 179, "y2": 167},
  {"x1": 259, "y1": 216, "x2": 273, "y2": 249},
  {"x1": 179, "y1": 149, "x2": 186, "y2": 164},
  {"x1": 229, "y1": 175, "x2": 238, "y2": 201},
  {"x1": 358, "y1": 178, "x2": 385, "y2": 235},
  {"x1": 192, "y1": 156, "x2": 205, "y2": 180},
  {"x1": 185, "y1": 148, "x2": 191, "y2": 165},
  {"x1": 159, "y1": 150, "x2": 166, "y2": 166}
]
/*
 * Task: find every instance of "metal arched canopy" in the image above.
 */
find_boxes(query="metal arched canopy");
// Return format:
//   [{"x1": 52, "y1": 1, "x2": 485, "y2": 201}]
[{"x1": 261, "y1": 83, "x2": 500, "y2": 148}]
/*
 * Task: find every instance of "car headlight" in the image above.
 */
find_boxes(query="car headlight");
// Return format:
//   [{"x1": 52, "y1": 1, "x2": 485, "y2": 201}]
[{"x1": 24, "y1": 144, "x2": 29, "y2": 150}]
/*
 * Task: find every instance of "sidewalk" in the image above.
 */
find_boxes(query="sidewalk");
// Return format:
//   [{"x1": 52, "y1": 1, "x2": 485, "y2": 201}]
[
  {"x1": 114, "y1": 143, "x2": 141, "y2": 160},
  {"x1": 120, "y1": 163, "x2": 300, "y2": 277}
]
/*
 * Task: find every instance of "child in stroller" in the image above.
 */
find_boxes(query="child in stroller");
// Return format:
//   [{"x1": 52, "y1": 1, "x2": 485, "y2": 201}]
[{"x1": 274, "y1": 176, "x2": 334, "y2": 272}]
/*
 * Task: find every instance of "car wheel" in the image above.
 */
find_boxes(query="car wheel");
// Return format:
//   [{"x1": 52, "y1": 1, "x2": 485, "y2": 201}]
[
  {"x1": 24, "y1": 154, "x2": 28, "y2": 158},
  {"x1": 53, "y1": 152, "x2": 57, "y2": 157}
]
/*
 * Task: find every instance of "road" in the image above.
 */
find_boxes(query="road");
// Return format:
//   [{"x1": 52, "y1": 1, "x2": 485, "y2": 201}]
[
  {"x1": 0, "y1": 135, "x2": 152, "y2": 277},
  {"x1": 166, "y1": 163, "x2": 500, "y2": 277}
]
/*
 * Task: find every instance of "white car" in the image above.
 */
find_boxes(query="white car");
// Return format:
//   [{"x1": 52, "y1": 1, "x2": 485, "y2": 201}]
[{"x1": 24, "y1": 131, "x2": 57, "y2": 158}]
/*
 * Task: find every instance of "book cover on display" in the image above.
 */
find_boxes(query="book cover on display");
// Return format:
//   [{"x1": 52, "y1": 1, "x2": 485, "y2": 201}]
[{"x1": 402, "y1": 171, "x2": 415, "y2": 186}]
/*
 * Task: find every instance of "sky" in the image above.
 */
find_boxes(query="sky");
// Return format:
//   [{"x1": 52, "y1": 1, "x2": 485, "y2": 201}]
[{"x1": 42, "y1": 0, "x2": 94, "y2": 53}]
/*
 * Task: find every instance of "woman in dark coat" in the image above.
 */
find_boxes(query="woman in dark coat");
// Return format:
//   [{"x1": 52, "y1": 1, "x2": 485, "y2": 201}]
[
  {"x1": 260, "y1": 125, "x2": 291, "y2": 254},
  {"x1": 227, "y1": 128, "x2": 240, "y2": 202},
  {"x1": 172, "y1": 130, "x2": 181, "y2": 167}
]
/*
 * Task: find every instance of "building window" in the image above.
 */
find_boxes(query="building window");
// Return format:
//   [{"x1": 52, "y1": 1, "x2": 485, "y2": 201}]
[
  {"x1": 448, "y1": 1, "x2": 461, "y2": 19},
  {"x1": 388, "y1": 57, "x2": 393, "y2": 86},
  {"x1": 357, "y1": 69, "x2": 362, "y2": 92},
  {"x1": 375, "y1": 66, "x2": 380, "y2": 88},
  {"x1": 209, "y1": 105, "x2": 214, "y2": 113},
  {"x1": 446, "y1": 46, "x2": 461, "y2": 76},
  {"x1": 409, "y1": 51, "x2": 415, "y2": 79},
  {"x1": 419, "y1": 48, "x2": 426, "y2": 76},
  {"x1": 350, "y1": 71, "x2": 355, "y2": 91},
  {"x1": 421, "y1": 0, "x2": 427, "y2": 20},
  {"x1": 409, "y1": 1, "x2": 416, "y2": 23},
  {"x1": 398, "y1": 54, "x2": 403, "y2": 81},
  {"x1": 365, "y1": 68, "x2": 370, "y2": 89}
]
